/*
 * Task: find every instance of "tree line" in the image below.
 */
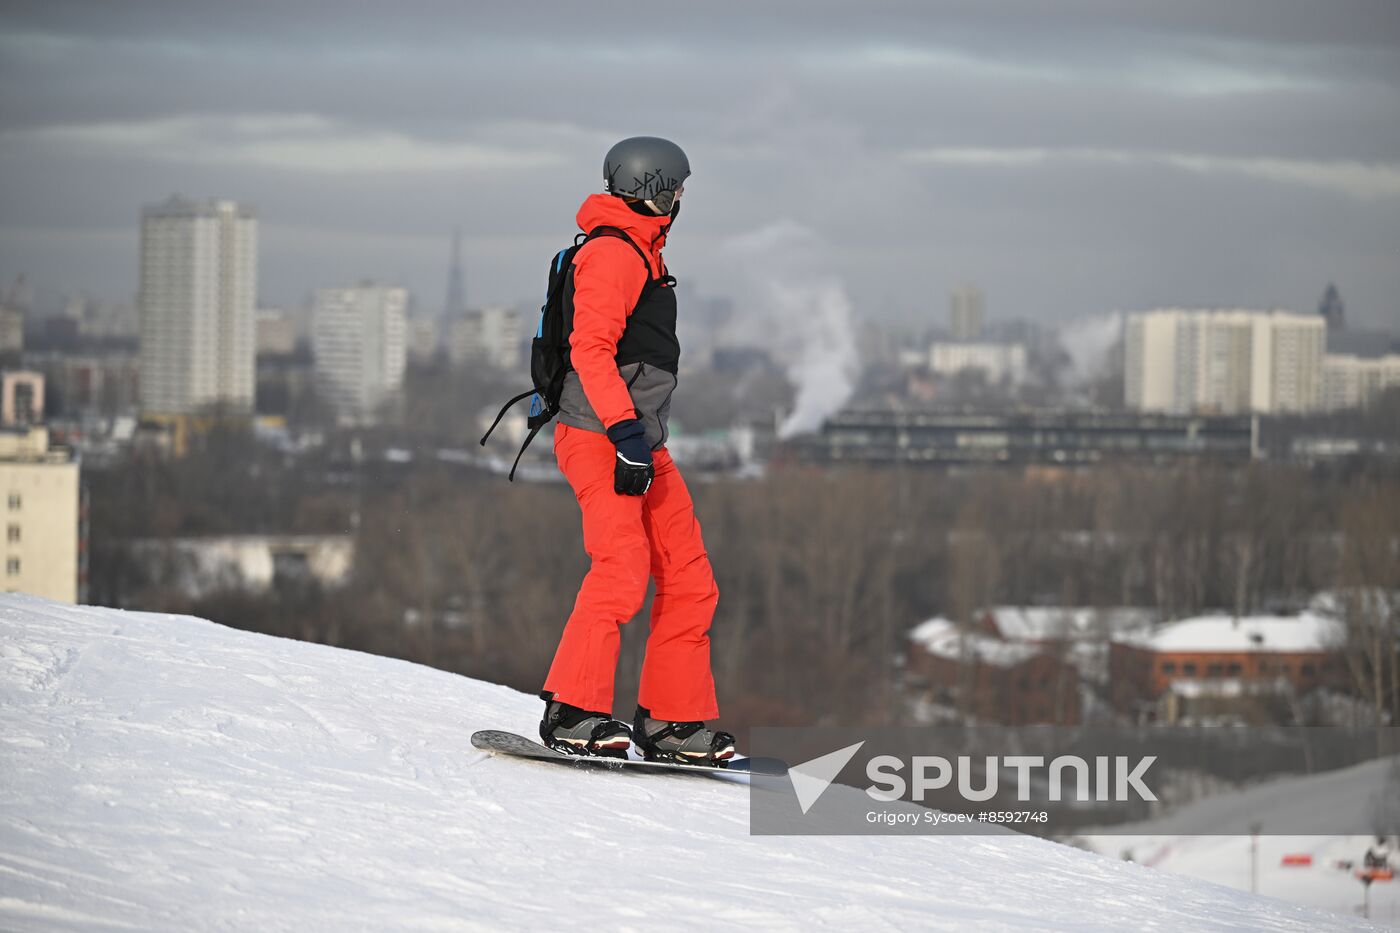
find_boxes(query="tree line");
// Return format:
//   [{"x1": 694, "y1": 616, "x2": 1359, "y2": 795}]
[{"x1": 88, "y1": 424, "x2": 1400, "y2": 731}]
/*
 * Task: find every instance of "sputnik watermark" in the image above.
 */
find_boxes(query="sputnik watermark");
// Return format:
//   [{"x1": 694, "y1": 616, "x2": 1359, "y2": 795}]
[
  {"x1": 749, "y1": 726, "x2": 1399, "y2": 836},
  {"x1": 788, "y1": 742, "x2": 1156, "y2": 816},
  {"x1": 866, "y1": 754, "x2": 1157, "y2": 804}
]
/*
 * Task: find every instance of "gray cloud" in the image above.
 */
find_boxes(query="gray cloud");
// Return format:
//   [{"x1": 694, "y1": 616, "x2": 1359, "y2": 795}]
[{"x1": 0, "y1": 0, "x2": 1396, "y2": 327}]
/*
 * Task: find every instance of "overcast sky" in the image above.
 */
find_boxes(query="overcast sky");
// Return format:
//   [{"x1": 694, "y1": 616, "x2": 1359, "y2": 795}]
[{"x1": 1, "y1": 0, "x2": 1397, "y2": 328}]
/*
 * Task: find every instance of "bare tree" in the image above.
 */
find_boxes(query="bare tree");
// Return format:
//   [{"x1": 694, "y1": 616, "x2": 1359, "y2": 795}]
[{"x1": 1336, "y1": 485, "x2": 1400, "y2": 752}]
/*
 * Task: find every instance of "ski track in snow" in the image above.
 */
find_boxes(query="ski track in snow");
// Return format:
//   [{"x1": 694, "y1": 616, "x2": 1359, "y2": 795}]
[{"x1": 0, "y1": 595, "x2": 1379, "y2": 932}]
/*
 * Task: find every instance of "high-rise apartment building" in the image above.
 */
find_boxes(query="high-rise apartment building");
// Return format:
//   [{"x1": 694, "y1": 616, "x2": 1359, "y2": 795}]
[
  {"x1": 138, "y1": 196, "x2": 257, "y2": 415},
  {"x1": 949, "y1": 284, "x2": 985, "y2": 341},
  {"x1": 311, "y1": 285, "x2": 408, "y2": 424},
  {"x1": 1124, "y1": 309, "x2": 1325, "y2": 415}
]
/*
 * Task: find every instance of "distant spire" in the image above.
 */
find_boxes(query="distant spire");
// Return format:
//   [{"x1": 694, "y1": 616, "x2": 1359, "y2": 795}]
[
  {"x1": 443, "y1": 227, "x2": 465, "y2": 317},
  {"x1": 1318, "y1": 282, "x2": 1344, "y2": 331}
]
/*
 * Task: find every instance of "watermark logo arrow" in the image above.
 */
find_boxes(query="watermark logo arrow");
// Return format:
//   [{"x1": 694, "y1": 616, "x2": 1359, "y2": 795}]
[{"x1": 788, "y1": 741, "x2": 865, "y2": 814}]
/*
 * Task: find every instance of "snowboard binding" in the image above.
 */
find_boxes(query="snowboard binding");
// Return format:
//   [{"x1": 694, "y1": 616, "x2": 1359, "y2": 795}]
[
  {"x1": 539, "y1": 694, "x2": 631, "y2": 760},
  {"x1": 632, "y1": 707, "x2": 737, "y2": 768}
]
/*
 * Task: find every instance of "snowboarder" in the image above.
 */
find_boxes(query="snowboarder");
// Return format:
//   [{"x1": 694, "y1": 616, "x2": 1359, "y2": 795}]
[
  {"x1": 1365, "y1": 835, "x2": 1392, "y2": 870},
  {"x1": 537, "y1": 136, "x2": 734, "y2": 765}
]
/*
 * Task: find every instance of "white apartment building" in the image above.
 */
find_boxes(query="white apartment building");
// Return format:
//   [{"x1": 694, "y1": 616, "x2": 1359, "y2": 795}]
[
  {"x1": 255, "y1": 308, "x2": 298, "y2": 357},
  {"x1": 406, "y1": 314, "x2": 443, "y2": 364},
  {"x1": 139, "y1": 197, "x2": 257, "y2": 415},
  {"x1": 1124, "y1": 309, "x2": 1325, "y2": 415},
  {"x1": 929, "y1": 341, "x2": 1027, "y2": 384},
  {"x1": 312, "y1": 285, "x2": 407, "y2": 424},
  {"x1": 447, "y1": 307, "x2": 522, "y2": 371},
  {"x1": 949, "y1": 284, "x2": 985, "y2": 341},
  {"x1": 1322, "y1": 353, "x2": 1400, "y2": 411},
  {"x1": 0, "y1": 425, "x2": 79, "y2": 603}
]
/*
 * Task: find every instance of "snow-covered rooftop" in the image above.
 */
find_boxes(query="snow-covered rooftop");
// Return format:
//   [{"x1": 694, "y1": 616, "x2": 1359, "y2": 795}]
[
  {"x1": 1117, "y1": 612, "x2": 1344, "y2": 654},
  {"x1": 909, "y1": 617, "x2": 1042, "y2": 668},
  {"x1": 986, "y1": 606, "x2": 1157, "y2": 643}
]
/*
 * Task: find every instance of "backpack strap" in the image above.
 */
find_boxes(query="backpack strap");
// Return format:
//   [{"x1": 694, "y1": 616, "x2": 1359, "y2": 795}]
[
  {"x1": 480, "y1": 391, "x2": 552, "y2": 481},
  {"x1": 479, "y1": 387, "x2": 537, "y2": 446},
  {"x1": 506, "y1": 419, "x2": 547, "y2": 482},
  {"x1": 477, "y1": 243, "x2": 585, "y2": 454}
]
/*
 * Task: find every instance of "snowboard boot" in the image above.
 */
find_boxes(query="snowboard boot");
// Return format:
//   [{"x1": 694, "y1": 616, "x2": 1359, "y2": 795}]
[
  {"x1": 632, "y1": 706, "x2": 737, "y2": 766},
  {"x1": 539, "y1": 693, "x2": 631, "y2": 759}
]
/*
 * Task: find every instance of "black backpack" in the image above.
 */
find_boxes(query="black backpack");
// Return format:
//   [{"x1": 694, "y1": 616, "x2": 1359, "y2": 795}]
[{"x1": 480, "y1": 225, "x2": 649, "y2": 480}]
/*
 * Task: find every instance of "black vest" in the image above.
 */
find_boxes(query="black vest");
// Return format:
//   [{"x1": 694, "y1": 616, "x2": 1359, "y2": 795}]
[{"x1": 563, "y1": 233, "x2": 680, "y2": 375}]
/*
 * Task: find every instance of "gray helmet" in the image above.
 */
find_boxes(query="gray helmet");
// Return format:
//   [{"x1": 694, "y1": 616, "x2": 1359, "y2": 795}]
[{"x1": 603, "y1": 136, "x2": 690, "y2": 215}]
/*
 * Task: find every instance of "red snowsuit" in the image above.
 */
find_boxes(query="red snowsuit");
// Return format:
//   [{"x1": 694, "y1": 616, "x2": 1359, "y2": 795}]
[{"x1": 542, "y1": 194, "x2": 719, "y2": 722}]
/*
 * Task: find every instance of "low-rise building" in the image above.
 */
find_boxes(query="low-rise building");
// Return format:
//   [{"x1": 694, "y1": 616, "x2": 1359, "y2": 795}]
[
  {"x1": 2, "y1": 371, "x2": 44, "y2": 426},
  {"x1": 906, "y1": 617, "x2": 1082, "y2": 725},
  {"x1": 22, "y1": 353, "x2": 141, "y2": 418},
  {"x1": 0, "y1": 425, "x2": 80, "y2": 603},
  {"x1": 929, "y1": 341, "x2": 1027, "y2": 384},
  {"x1": 1109, "y1": 613, "x2": 1345, "y2": 723},
  {"x1": 1321, "y1": 353, "x2": 1400, "y2": 411},
  {"x1": 129, "y1": 535, "x2": 354, "y2": 599},
  {"x1": 256, "y1": 308, "x2": 298, "y2": 357},
  {"x1": 975, "y1": 606, "x2": 1156, "y2": 685},
  {"x1": 801, "y1": 409, "x2": 1257, "y2": 466}
]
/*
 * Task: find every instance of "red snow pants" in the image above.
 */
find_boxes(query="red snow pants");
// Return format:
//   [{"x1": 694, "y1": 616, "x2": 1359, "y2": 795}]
[{"x1": 543, "y1": 423, "x2": 719, "y2": 722}]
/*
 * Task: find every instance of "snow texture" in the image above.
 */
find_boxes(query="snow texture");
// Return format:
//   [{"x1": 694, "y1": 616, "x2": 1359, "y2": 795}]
[
  {"x1": 1084, "y1": 756, "x2": 1400, "y2": 924},
  {"x1": 984, "y1": 607, "x2": 1156, "y2": 644},
  {"x1": 0, "y1": 595, "x2": 1377, "y2": 931},
  {"x1": 1117, "y1": 612, "x2": 1343, "y2": 653},
  {"x1": 909, "y1": 617, "x2": 1041, "y2": 668}
]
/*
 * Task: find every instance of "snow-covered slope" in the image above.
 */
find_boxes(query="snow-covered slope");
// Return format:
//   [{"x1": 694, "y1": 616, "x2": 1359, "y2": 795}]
[
  {"x1": 1082, "y1": 758, "x2": 1400, "y2": 924},
  {"x1": 0, "y1": 595, "x2": 1376, "y2": 931}
]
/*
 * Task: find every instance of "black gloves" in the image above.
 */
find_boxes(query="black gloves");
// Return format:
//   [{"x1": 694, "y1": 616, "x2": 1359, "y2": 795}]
[{"x1": 606, "y1": 418, "x2": 654, "y2": 496}]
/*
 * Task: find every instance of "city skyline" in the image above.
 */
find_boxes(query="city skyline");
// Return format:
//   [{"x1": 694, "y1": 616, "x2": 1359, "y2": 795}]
[{"x1": 1, "y1": 2, "x2": 1397, "y2": 329}]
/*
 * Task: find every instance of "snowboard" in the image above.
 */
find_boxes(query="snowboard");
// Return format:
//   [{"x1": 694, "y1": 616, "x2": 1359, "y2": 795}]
[{"x1": 470, "y1": 729, "x2": 788, "y2": 777}]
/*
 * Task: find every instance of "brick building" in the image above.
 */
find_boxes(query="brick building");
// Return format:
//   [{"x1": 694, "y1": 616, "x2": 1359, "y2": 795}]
[
  {"x1": 1110, "y1": 613, "x2": 1346, "y2": 723},
  {"x1": 906, "y1": 618, "x2": 1082, "y2": 725}
]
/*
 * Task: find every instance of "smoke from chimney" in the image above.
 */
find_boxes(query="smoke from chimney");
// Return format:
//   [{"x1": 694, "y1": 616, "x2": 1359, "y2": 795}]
[{"x1": 720, "y1": 222, "x2": 858, "y2": 438}]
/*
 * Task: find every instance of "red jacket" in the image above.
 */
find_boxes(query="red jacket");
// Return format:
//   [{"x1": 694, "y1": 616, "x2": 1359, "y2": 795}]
[{"x1": 569, "y1": 193, "x2": 672, "y2": 430}]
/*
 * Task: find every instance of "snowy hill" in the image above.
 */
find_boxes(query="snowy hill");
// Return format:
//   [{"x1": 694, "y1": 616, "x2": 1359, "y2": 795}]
[
  {"x1": 0, "y1": 595, "x2": 1377, "y2": 931},
  {"x1": 1083, "y1": 758, "x2": 1400, "y2": 924}
]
